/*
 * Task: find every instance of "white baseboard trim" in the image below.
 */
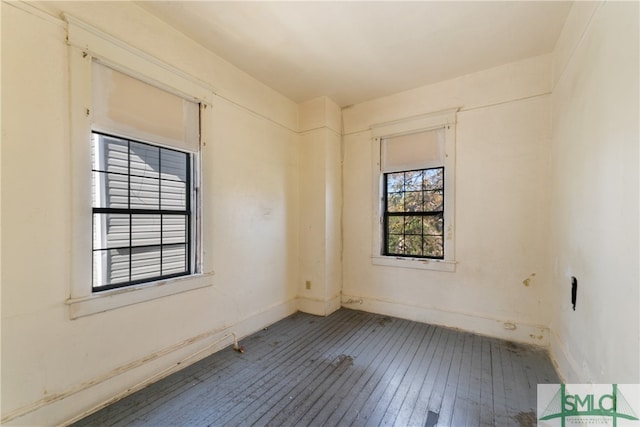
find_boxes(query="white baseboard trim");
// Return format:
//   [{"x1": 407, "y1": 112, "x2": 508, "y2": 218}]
[
  {"x1": 297, "y1": 295, "x2": 341, "y2": 316},
  {"x1": 341, "y1": 294, "x2": 550, "y2": 346},
  {"x1": 548, "y1": 328, "x2": 581, "y2": 383},
  {"x1": 4, "y1": 299, "x2": 297, "y2": 426}
]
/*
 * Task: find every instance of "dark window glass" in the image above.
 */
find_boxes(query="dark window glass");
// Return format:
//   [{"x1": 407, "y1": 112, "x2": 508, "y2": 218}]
[{"x1": 384, "y1": 167, "x2": 444, "y2": 259}]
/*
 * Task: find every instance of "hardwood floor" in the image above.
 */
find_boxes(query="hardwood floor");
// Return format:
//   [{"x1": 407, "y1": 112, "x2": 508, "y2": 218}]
[{"x1": 72, "y1": 309, "x2": 559, "y2": 426}]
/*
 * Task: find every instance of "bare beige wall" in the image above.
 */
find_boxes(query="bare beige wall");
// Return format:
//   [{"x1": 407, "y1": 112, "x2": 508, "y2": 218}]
[
  {"x1": 342, "y1": 55, "x2": 553, "y2": 344},
  {"x1": 3, "y1": 1, "x2": 638, "y2": 424},
  {"x1": 549, "y1": 1, "x2": 639, "y2": 383},
  {"x1": 1, "y1": 2, "x2": 299, "y2": 424},
  {"x1": 298, "y1": 97, "x2": 342, "y2": 315}
]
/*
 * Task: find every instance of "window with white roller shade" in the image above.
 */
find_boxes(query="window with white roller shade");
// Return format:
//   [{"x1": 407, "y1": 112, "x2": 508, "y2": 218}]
[
  {"x1": 379, "y1": 127, "x2": 449, "y2": 260},
  {"x1": 66, "y1": 16, "x2": 213, "y2": 316},
  {"x1": 90, "y1": 63, "x2": 198, "y2": 292}
]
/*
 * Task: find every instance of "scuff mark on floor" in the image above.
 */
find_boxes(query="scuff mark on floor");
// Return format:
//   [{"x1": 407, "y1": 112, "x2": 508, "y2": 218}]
[
  {"x1": 378, "y1": 316, "x2": 392, "y2": 326},
  {"x1": 331, "y1": 354, "x2": 354, "y2": 368},
  {"x1": 425, "y1": 410, "x2": 439, "y2": 427},
  {"x1": 514, "y1": 411, "x2": 536, "y2": 427}
]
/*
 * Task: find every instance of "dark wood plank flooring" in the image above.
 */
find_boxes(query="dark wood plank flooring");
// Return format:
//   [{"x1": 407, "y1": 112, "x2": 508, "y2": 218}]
[{"x1": 72, "y1": 309, "x2": 559, "y2": 426}]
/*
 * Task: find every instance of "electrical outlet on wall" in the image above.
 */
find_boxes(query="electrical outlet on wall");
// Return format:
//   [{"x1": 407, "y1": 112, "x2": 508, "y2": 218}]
[{"x1": 305, "y1": 280, "x2": 311, "y2": 290}]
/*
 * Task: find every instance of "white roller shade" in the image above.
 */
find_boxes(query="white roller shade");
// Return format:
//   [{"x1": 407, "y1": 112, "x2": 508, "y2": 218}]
[
  {"x1": 92, "y1": 62, "x2": 199, "y2": 152},
  {"x1": 381, "y1": 128, "x2": 444, "y2": 172}
]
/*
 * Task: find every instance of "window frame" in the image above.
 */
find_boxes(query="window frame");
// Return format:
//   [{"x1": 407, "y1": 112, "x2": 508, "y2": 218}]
[
  {"x1": 91, "y1": 132, "x2": 194, "y2": 292},
  {"x1": 66, "y1": 15, "x2": 215, "y2": 319},
  {"x1": 370, "y1": 109, "x2": 458, "y2": 272},
  {"x1": 383, "y1": 166, "x2": 445, "y2": 259}
]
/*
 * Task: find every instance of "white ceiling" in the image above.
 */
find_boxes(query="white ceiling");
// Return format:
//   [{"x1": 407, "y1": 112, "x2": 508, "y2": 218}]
[{"x1": 137, "y1": 1, "x2": 573, "y2": 107}]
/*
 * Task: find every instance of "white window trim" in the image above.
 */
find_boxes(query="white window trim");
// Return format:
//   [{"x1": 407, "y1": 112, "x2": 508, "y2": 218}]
[
  {"x1": 65, "y1": 15, "x2": 215, "y2": 319},
  {"x1": 370, "y1": 108, "x2": 459, "y2": 272}
]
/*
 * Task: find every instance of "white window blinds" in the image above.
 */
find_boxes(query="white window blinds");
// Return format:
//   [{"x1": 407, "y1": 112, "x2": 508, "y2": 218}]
[
  {"x1": 381, "y1": 128, "x2": 445, "y2": 173},
  {"x1": 92, "y1": 62, "x2": 199, "y2": 152}
]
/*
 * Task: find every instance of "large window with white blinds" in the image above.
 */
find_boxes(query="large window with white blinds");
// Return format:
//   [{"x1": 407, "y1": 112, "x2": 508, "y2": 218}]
[{"x1": 91, "y1": 62, "x2": 199, "y2": 292}]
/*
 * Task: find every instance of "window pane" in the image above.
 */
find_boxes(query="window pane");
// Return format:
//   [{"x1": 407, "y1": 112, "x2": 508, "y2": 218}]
[
  {"x1": 162, "y1": 244, "x2": 187, "y2": 275},
  {"x1": 93, "y1": 248, "x2": 130, "y2": 288},
  {"x1": 161, "y1": 179, "x2": 187, "y2": 210},
  {"x1": 423, "y1": 216, "x2": 443, "y2": 236},
  {"x1": 387, "y1": 193, "x2": 404, "y2": 212},
  {"x1": 106, "y1": 141, "x2": 129, "y2": 174},
  {"x1": 130, "y1": 142, "x2": 160, "y2": 179},
  {"x1": 108, "y1": 248, "x2": 131, "y2": 284},
  {"x1": 404, "y1": 170, "x2": 423, "y2": 191},
  {"x1": 93, "y1": 135, "x2": 128, "y2": 174},
  {"x1": 130, "y1": 246, "x2": 161, "y2": 281},
  {"x1": 163, "y1": 215, "x2": 187, "y2": 244},
  {"x1": 423, "y1": 168, "x2": 444, "y2": 190},
  {"x1": 131, "y1": 214, "x2": 161, "y2": 246},
  {"x1": 106, "y1": 173, "x2": 129, "y2": 208},
  {"x1": 405, "y1": 216, "x2": 422, "y2": 235},
  {"x1": 93, "y1": 171, "x2": 129, "y2": 209},
  {"x1": 424, "y1": 236, "x2": 444, "y2": 258},
  {"x1": 404, "y1": 235, "x2": 422, "y2": 256},
  {"x1": 404, "y1": 191, "x2": 422, "y2": 212},
  {"x1": 93, "y1": 213, "x2": 129, "y2": 249},
  {"x1": 386, "y1": 172, "x2": 404, "y2": 193},
  {"x1": 388, "y1": 216, "x2": 404, "y2": 234},
  {"x1": 129, "y1": 174, "x2": 160, "y2": 209},
  {"x1": 424, "y1": 190, "x2": 444, "y2": 211},
  {"x1": 387, "y1": 234, "x2": 403, "y2": 255},
  {"x1": 161, "y1": 149, "x2": 187, "y2": 182}
]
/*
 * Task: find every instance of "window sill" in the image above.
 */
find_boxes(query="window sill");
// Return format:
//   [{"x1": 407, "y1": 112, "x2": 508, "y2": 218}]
[
  {"x1": 66, "y1": 273, "x2": 214, "y2": 319},
  {"x1": 371, "y1": 256, "x2": 456, "y2": 272}
]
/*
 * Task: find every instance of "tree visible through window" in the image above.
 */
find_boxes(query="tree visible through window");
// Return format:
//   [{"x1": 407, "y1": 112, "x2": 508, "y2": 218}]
[
  {"x1": 384, "y1": 167, "x2": 444, "y2": 258},
  {"x1": 92, "y1": 132, "x2": 192, "y2": 291}
]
